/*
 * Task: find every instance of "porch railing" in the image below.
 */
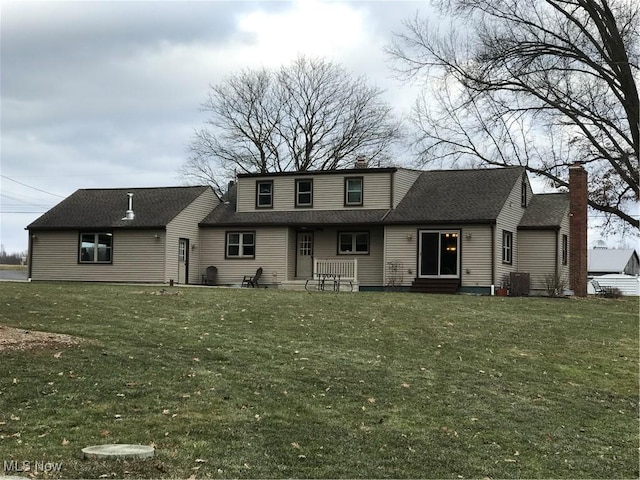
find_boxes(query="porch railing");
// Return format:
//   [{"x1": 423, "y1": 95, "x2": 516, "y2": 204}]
[{"x1": 314, "y1": 258, "x2": 358, "y2": 280}]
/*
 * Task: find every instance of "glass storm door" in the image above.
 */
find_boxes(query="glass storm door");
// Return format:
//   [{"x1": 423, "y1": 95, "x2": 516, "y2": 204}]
[
  {"x1": 418, "y1": 231, "x2": 459, "y2": 278},
  {"x1": 296, "y1": 232, "x2": 313, "y2": 278},
  {"x1": 178, "y1": 238, "x2": 189, "y2": 284}
]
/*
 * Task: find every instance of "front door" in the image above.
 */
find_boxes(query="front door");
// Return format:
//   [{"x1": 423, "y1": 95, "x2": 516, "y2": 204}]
[
  {"x1": 418, "y1": 230, "x2": 460, "y2": 278},
  {"x1": 178, "y1": 238, "x2": 189, "y2": 284},
  {"x1": 296, "y1": 232, "x2": 313, "y2": 278}
]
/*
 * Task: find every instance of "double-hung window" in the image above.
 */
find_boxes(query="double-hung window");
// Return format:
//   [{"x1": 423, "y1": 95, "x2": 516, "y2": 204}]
[
  {"x1": 338, "y1": 232, "x2": 369, "y2": 255},
  {"x1": 256, "y1": 181, "x2": 273, "y2": 208},
  {"x1": 295, "y1": 179, "x2": 313, "y2": 207},
  {"x1": 344, "y1": 177, "x2": 363, "y2": 206},
  {"x1": 79, "y1": 233, "x2": 112, "y2": 263},
  {"x1": 502, "y1": 230, "x2": 513, "y2": 264},
  {"x1": 226, "y1": 232, "x2": 255, "y2": 259}
]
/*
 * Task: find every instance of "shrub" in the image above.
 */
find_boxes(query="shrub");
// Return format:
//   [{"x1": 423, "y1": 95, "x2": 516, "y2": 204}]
[{"x1": 544, "y1": 272, "x2": 567, "y2": 297}]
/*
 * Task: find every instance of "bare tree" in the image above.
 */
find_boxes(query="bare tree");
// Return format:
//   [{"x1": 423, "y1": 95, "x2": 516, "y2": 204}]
[
  {"x1": 181, "y1": 56, "x2": 402, "y2": 195},
  {"x1": 388, "y1": 0, "x2": 639, "y2": 230}
]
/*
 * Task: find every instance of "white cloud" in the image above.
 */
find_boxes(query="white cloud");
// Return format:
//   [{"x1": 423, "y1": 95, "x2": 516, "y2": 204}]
[{"x1": 234, "y1": 0, "x2": 368, "y2": 67}]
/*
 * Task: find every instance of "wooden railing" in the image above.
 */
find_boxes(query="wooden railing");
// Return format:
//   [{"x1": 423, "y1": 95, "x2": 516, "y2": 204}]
[{"x1": 314, "y1": 258, "x2": 358, "y2": 280}]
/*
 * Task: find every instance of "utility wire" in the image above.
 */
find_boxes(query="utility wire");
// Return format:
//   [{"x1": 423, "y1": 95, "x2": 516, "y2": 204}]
[{"x1": 0, "y1": 174, "x2": 65, "y2": 198}]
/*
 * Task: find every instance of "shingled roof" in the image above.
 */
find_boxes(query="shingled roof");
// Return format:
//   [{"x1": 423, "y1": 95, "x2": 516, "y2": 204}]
[
  {"x1": 28, "y1": 186, "x2": 211, "y2": 230},
  {"x1": 384, "y1": 167, "x2": 526, "y2": 224},
  {"x1": 518, "y1": 193, "x2": 569, "y2": 229},
  {"x1": 200, "y1": 197, "x2": 389, "y2": 226}
]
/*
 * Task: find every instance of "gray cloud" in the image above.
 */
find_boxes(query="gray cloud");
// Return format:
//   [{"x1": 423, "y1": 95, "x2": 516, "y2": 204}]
[{"x1": 1, "y1": 1, "x2": 428, "y2": 253}]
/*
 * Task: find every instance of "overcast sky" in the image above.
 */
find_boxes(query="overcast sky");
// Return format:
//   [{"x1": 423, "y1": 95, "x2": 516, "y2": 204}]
[
  {"x1": 1, "y1": 0, "x2": 439, "y2": 253},
  {"x1": 1, "y1": 1, "x2": 629, "y2": 255}
]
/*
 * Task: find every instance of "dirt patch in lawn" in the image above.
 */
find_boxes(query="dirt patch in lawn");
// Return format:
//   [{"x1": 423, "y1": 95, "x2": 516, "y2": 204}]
[{"x1": 0, "y1": 325, "x2": 81, "y2": 352}]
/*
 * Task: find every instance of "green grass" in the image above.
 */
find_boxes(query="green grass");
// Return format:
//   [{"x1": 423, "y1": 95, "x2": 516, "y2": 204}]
[{"x1": 0, "y1": 283, "x2": 637, "y2": 479}]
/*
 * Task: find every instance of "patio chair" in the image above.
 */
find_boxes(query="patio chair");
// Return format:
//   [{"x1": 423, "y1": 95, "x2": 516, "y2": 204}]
[
  {"x1": 591, "y1": 279, "x2": 612, "y2": 296},
  {"x1": 242, "y1": 267, "x2": 263, "y2": 288},
  {"x1": 202, "y1": 266, "x2": 217, "y2": 286}
]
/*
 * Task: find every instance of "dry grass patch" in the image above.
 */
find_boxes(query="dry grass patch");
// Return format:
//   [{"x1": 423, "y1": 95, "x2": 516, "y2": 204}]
[{"x1": 0, "y1": 325, "x2": 81, "y2": 352}]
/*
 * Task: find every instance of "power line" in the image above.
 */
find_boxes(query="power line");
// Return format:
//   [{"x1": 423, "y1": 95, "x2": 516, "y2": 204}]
[{"x1": 0, "y1": 175, "x2": 65, "y2": 198}]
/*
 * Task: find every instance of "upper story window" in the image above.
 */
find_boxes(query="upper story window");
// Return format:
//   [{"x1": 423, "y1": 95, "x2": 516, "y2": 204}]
[
  {"x1": 256, "y1": 180, "x2": 273, "y2": 209},
  {"x1": 562, "y1": 234, "x2": 568, "y2": 265},
  {"x1": 521, "y1": 177, "x2": 528, "y2": 207},
  {"x1": 502, "y1": 230, "x2": 513, "y2": 264},
  {"x1": 296, "y1": 179, "x2": 313, "y2": 207},
  {"x1": 79, "y1": 232, "x2": 112, "y2": 263},
  {"x1": 344, "y1": 177, "x2": 363, "y2": 206}
]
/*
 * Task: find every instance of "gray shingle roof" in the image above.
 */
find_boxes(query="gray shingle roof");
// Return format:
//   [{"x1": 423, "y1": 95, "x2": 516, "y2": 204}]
[
  {"x1": 384, "y1": 167, "x2": 526, "y2": 224},
  {"x1": 28, "y1": 186, "x2": 211, "y2": 230},
  {"x1": 518, "y1": 193, "x2": 569, "y2": 229},
  {"x1": 200, "y1": 201, "x2": 389, "y2": 226}
]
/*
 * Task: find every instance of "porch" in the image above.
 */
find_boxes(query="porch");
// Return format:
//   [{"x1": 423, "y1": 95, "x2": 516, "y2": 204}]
[{"x1": 280, "y1": 258, "x2": 359, "y2": 291}]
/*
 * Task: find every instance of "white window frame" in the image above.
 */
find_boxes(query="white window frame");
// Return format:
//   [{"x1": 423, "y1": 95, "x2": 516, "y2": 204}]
[{"x1": 502, "y1": 230, "x2": 513, "y2": 264}]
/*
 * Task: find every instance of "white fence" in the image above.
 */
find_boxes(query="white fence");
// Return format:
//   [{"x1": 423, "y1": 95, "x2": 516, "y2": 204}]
[
  {"x1": 588, "y1": 274, "x2": 639, "y2": 296},
  {"x1": 314, "y1": 259, "x2": 358, "y2": 280}
]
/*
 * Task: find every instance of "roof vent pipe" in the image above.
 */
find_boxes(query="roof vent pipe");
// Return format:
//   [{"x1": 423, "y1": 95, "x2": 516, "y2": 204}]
[{"x1": 123, "y1": 192, "x2": 135, "y2": 220}]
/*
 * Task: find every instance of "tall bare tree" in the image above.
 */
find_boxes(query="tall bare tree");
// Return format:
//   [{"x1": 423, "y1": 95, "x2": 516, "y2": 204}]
[
  {"x1": 388, "y1": 0, "x2": 639, "y2": 230},
  {"x1": 181, "y1": 56, "x2": 402, "y2": 195}
]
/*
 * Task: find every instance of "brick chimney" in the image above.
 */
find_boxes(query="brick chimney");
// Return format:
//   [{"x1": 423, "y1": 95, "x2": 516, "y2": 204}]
[{"x1": 569, "y1": 162, "x2": 588, "y2": 296}]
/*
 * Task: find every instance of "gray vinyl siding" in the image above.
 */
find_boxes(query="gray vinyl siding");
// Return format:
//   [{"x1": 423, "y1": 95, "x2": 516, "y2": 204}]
[
  {"x1": 199, "y1": 227, "x2": 289, "y2": 286},
  {"x1": 518, "y1": 230, "x2": 557, "y2": 294},
  {"x1": 312, "y1": 227, "x2": 384, "y2": 286},
  {"x1": 165, "y1": 188, "x2": 218, "y2": 284},
  {"x1": 30, "y1": 230, "x2": 166, "y2": 282},
  {"x1": 287, "y1": 228, "x2": 296, "y2": 280},
  {"x1": 236, "y1": 172, "x2": 393, "y2": 212},
  {"x1": 494, "y1": 177, "x2": 529, "y2": 285},
  {"x1": 383, "y1": 226, "x2": 418, "y2": 287},
  {"x1": 459, "y1": 225, "x2": 494, "y2": 288},
  {"x1": 383, "y1": 225, "x2": 493, "y2": 287},
  {"x1": 392, "y1": 169, "x2": 422, "y2": 208}
]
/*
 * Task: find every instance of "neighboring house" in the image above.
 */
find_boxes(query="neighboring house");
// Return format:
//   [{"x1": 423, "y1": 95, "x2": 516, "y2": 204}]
[
  {"x1": 27, "y1": 186, "x2": 217, "y2": 284},
  {"x1": 588, "y1": 249, "x2": 640, "y2": 276},
  {"x1": 26, "y1": 164, "x2": 585, "y2": 295},
  {"x1": 199, "y1": 166, "x2": 573, "y2": 294}
]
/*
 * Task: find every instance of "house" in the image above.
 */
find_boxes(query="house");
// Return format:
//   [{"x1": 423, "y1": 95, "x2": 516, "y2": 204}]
[
  {"x1": 26, "y1": 163, "x2": 587, "y2": 295},
  {"x1": 27, "y1": 186, "x2": 217, "y2": 284},
  {"x1": 588, "y1": 249, "x2": 640, "y2": 276},
  {"x1": 199, "y1": 165, "x2": 575, "y2": 295}
]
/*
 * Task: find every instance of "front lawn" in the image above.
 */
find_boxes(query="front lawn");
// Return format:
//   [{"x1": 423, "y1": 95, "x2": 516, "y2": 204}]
[{"x1": 0, "y1": 283, "x2": 637, "y2": 478}]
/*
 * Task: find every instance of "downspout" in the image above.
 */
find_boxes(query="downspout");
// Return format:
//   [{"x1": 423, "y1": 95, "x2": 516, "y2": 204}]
[
  {"x1": 490, "y1": 223, "x2": 496, "y2": 292},
  {"x1": 27, "y1": 230, "x2": 33, "y2": 280},
  {"x1": 554, "y1": 229, "x2": 559, "y2": 277}
]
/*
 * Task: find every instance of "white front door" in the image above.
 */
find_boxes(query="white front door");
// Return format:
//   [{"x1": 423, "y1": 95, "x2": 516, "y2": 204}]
[
  {"x1": 296, "y1": 232, "x2": 313, "y2": 278},
  {"x1": 178, "y1": 238, "x2": 189, "y2": 284}
]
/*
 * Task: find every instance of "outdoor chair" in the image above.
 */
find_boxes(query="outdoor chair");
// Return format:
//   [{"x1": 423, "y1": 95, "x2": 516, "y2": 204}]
[
  {"x1": 241, "y1": 267, "x2": 263, "y2": 288},
  {"x1": 202, "y1": 266, "x2": 217, "y2": 285},
  {"x1": 591, "y1": 279, "x2": 612, "y2": 296}
]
